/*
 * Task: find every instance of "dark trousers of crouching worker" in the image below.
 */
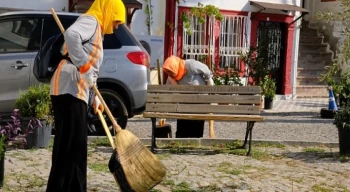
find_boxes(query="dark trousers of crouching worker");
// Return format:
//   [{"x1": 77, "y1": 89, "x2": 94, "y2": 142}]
[
  {"x1": 176, "y1": 120, "x2": 205, "y2": 138},
  {"x1": 46, "y1": 94, "x2": 87, "y2": 192}
]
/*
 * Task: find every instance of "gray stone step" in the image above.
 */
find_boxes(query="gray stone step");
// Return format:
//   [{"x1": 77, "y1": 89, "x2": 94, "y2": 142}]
[
  {"x1": 299, "y1": 43, "x2": 328, "y2": 53},
  {"x1": 300, "y1": 29, "x2": 318, "y2": 36},
  {"x1": 297, "y1": 59, "x2": 332, "y2": 68},
  {"x1": 300, "y1": 36, "x2": 324, "y2": 44},
  {"x1": 296, "y1": 85, "x2": 328, "y2": 98},
  {"x1": 296, "y1": 76, "x2": 324, "y2": 85},
  {"x1": 299, "y1": 52, "x2": 333, "y2": 61},
  {"x1": 297, "y1": 68, "x2": 327, "y2": 76}
]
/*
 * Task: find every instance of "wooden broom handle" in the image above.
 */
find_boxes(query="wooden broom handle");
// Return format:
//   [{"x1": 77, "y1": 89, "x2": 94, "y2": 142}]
[
  {"x1": 50, "y1": 8, "x2": 65, "y2": 33},
  {"x1": 97, "y1": 109, "x2": 116, "y2": 149},
  {"x1": 50, "y1": 8, "x2": 123, "y2": 132},
  {"x1": 92, "y1": 85, "x2": 122, "y2": 132}
]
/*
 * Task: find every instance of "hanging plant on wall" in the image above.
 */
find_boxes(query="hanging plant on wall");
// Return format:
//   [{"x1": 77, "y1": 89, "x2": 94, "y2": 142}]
[
  {"x1": 180, "y1": 2, "x2": 223, "y2": 36},
  {"x1": 166, "y1": 0, "x2": 187, "y2": 31},
  {"x1": 143, "y1": 0, "x2": 153, "y2": 35}
]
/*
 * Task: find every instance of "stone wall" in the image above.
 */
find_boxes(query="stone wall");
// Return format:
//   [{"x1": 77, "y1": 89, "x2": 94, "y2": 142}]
[
  {"x1": 312, "y1": 20, "x2": 348, "y2": 59},
  {"x1": 309, "y1": 16, "x2": 349, "y2": 73}
]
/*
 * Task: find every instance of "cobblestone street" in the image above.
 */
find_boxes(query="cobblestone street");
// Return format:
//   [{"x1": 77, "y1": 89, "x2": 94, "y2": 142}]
[
  {"x1": 1, "y1": 98, "x2": 347, "y2": 192},
  {"x1": 2, "y1": 143, "x2": 349, "y2": 192}
]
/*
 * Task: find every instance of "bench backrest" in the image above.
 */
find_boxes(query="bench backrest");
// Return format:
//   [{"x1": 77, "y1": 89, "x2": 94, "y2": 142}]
[{"x1": 145, "y1": 85, "x2": 261, "y2": 115}]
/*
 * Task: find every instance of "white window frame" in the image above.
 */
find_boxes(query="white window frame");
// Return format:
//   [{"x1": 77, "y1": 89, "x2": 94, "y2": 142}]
[
  {"x1": 182, "y1": 14, "x2": 215, "y2": 65},
  {"x1": 219, "y1": 15, "x2": 248, "y2": 69}
]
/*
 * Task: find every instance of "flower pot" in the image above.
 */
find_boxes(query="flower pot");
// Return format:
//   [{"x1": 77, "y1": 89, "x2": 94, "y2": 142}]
[
  {"x1": 264, "y1": 97, "x2": 274, "y2": 109},
  {"x1": 0, "y1": 154, "x2": 4, "y2": 188},
  {"x1": 22, "y1": 118, "x2": 52, "y2": 149},
  {"x1": 0, "y1": 146, "x2": 6, "y2": 188},
  {"x1": 338, "y1": 128, "x2": 350, "y2": 156}
]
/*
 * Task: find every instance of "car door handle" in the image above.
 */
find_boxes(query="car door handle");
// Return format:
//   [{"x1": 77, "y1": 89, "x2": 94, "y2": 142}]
[{"x1": 11, "y1": 61, "x2": 29, "y2": 69}]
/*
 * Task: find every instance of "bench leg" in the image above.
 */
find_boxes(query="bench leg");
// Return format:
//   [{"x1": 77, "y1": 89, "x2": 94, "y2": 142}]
[
  {"x1": 242, "y1": 121, "x2": 255, "y2": 156},
  {"x1": 151, "y1": 118, "x2": 157, "y2": 153}
]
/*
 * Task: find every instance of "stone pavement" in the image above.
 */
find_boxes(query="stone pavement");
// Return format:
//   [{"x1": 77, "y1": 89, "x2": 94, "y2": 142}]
[
  {"x1": 267, "y1": 98, "x2": 329, "y2": 112},
  {"x1": 2, "y1": 143, "x2": 349, "y2": 192},
  {"x1": 1, "y1": 98, "x2": 345, "y2": 192}
]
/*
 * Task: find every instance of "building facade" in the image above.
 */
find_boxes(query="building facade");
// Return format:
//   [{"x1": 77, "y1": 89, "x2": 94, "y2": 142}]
[
  {"x1": 164, "y1": 0, "x2": 308, "y2": 98},
  {"x1": 0, "y1": 0, "x2": 310, "y2": 98}
]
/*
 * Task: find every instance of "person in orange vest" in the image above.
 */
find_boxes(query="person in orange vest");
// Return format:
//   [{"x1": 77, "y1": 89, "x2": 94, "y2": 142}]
[
  {"x1": 46, "y1": 0, "x2": 126, "y2": 191},
  {"x1": 163, "y1": 55, "x2": 214, "y2": 138}
]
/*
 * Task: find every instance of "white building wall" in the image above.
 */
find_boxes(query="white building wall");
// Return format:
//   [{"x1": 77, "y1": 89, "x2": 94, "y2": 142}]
[
  {"x1": 129, "y1": 0, "x2": 303, "y2": 37},
  {"x1": 130, "y1": 0, "x2": 166, "y2": 36},
  {"x1": 305, "y1": 0, "x2": 342, "y2": 22},
  {"x1": 177, "y1": 0, "x2": 300, "y2": 15},
  {"x1": 0, "y1": 0, "x2": 68, "y2": 11}
]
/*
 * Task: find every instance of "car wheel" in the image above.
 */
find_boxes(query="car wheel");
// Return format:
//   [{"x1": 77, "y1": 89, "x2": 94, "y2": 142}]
[{"x1": 88, "y1": 89, "x2": 128, "y2": 135}]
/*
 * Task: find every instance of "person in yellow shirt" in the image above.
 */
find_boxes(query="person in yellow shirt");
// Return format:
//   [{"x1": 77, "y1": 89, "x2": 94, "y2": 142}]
[{"x1": 46, "y1": 0, "x2": 126, "y2": 191}]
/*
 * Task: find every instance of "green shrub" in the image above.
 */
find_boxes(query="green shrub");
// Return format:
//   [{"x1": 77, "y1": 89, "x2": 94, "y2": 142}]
[{"x1": 15, "y1": 84, "x2": 52, "y2": 120}]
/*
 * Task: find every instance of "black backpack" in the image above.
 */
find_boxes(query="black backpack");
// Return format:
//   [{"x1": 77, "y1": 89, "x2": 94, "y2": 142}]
[
  {"x1": 33, "y1": 33, "x2": 71, "y2": 83},
  {"x1": 33, "y1": 22, "x2": 98, "y2": 83}
]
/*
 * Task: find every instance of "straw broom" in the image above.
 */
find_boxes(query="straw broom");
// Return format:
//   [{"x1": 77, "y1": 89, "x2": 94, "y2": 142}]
[{"x1": 50, "y1": 8, "x2": 167, "y2": 191}]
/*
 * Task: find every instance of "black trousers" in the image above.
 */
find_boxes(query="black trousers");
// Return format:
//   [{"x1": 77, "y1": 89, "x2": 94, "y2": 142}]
[
  {"x1": 46, "y1": 94, "x2": 88, "y2": 192},
  {"x1": 176, "y1": 119, "x2": 205, "y2": 138}
]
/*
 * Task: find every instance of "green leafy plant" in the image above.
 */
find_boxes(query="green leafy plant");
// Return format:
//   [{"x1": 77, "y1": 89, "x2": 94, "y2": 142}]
[
  {"x1": 14, "y1": 84, "x2": 53, "y2": 125},
  {"x1": 319, "y1": 64, "x2": 350, "y2": 106},
  {"x1": 143, "y1": 0, "x2": 153, "y2": 35},
  {"x1": 334, "y1": 105, "x2": 350, "y2": 130},
  {"x1": 316, "y1": 0, "x2": 350, "y2": 100},
  {"x1": 260, "y1": 75, "x2": 276, "y2": 99},
  {"x1": 241, "y1": 46, "x2": 271, "y2": 86},
  {"x1": 181, "y1": 2, "x2": 223, "y2": 36}
]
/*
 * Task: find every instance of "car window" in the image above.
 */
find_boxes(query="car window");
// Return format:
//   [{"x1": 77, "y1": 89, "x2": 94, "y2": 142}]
[
  {"x1": 42, "y1": 18, "x2": 75, "y2": 45},
  {"x1": 0, "y1": 18, "x2": 41, "y2": 53},
  {"x1": 103, "y1": 33, "x2": 122, "y2": 49}
]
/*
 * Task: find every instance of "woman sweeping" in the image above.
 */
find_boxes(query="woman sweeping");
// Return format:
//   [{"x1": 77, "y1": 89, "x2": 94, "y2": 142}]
[
  {"x1": 46, "y1": 0, "x2": 126, "y2": 191},
  {"x1": 163, "y1": 55, "x2": 214, "y2": 138}
]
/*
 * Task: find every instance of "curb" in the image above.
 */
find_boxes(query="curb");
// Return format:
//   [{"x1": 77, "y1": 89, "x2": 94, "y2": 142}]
[{"x1": 85, "y1": 136, "x2": 339, "y2": 148}]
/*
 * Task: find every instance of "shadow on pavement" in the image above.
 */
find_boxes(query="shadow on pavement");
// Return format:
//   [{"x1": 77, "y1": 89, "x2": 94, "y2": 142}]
[{"x1": 281, "y1": 151, "x2": 347, "y2": 164}]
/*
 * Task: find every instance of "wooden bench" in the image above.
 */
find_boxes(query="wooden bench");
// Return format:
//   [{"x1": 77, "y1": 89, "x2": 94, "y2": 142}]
[{"x1": 143, "y1": 85, "x2": 264, "y2": 156}]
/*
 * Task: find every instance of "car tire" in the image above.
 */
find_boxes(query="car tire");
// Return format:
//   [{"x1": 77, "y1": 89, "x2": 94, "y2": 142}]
[{"x1": 88, "y1": 89, "x2": 128, "y2": 135}]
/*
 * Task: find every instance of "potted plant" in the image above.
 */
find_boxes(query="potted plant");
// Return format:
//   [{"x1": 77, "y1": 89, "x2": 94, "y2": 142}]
[
  {"x1": 0, "y1": 109, "x2": 41, "y2": 187},
  {"x1": 260, "y1": 75, "x2": 276, "y2": 110},
  {"x1": 334, "y1": 104, "x2": 350, "y2": 156},
  {"x1": 14, "y1": 83, "x2": 53, "y2": 149}
]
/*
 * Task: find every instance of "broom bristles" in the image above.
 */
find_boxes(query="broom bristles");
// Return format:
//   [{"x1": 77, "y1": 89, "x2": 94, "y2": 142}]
[{"x1": 114, "y1": 129, "x2": 167, "y2": 191}]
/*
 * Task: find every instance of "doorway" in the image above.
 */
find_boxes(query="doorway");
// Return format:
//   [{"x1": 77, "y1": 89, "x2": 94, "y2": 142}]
[{"x1": 257, "y1": 21, "x2": 286, "y2": 94}]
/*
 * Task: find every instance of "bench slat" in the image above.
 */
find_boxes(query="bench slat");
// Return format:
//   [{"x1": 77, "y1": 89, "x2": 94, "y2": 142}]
[
  {"x1": 147, "y1": 85, "x2": 260, "y2": 94},
  {"x1": 145, "y1": 103, "x2": 260, "y2": 115},
  {"x1": 147, "y1": 94, "x2": 260, "y2": 104},
  {"x1": 143, "y1": 112, "x2": 264, "y2": 121}
]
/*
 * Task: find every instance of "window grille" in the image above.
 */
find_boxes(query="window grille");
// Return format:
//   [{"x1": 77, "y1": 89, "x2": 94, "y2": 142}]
[
  {"x1": 219, "y1": 15, "x2": 248, "y2": 69},
  {"x1": 182, "y1": 14, "x2": 214, "y2": 64}
]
